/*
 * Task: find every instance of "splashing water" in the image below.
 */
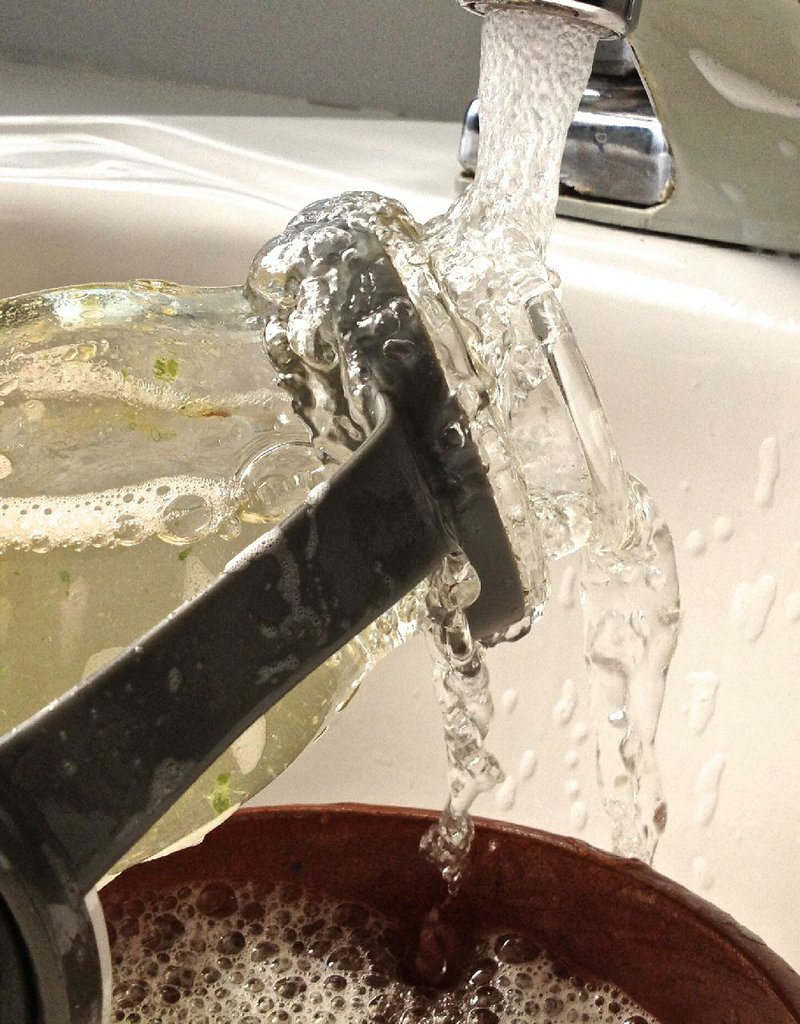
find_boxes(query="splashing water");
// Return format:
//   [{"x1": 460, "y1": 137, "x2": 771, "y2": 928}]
[
  {"x1": 419, "y1": 552, "x2": 503, "y2": 890},
  {"x1": 246, "y1": 192, "x2": 531, "y2": 887},
  {"x1": 418, "y1": 16, "x2": 595, "y2": 875},
  {"x1": 579, "y1": 494, "x2": 679, "y2": 858},
  {"x1": 422, "y1": 9, "x2": 681, "y2": 865},
  {"x1": 247, "y1": 6, "x2": 681, "y2": 873}
]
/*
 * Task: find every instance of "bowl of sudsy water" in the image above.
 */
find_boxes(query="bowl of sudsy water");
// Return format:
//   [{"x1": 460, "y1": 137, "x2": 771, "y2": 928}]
[{"x1": 101, "y1": 804, "x2": 800, "y2": 1024}]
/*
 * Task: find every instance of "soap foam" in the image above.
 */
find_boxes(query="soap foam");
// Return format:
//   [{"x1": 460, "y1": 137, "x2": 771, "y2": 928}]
[
  {"x1": 104, "y1": 881, "x2": 658, "y2": 1024},
  {"x1": 0, "y1": 475, "x2": 241, "y2": 553}
]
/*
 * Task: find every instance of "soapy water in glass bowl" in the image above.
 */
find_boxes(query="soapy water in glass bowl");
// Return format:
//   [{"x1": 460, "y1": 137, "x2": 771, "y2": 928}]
[{"x1": 0, "y1": 2, "x2": 678, "y2": 899}]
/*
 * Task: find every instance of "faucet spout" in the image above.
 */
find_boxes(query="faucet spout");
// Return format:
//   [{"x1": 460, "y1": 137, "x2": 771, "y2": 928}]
[{"x1": 457, "y1": 0, "x2": 640, "y2": 39}]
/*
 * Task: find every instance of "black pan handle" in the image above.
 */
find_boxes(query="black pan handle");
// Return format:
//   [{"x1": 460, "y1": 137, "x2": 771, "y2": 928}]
[{"x1": 0, "y1": 399, "x2": 451, "y2": 895}]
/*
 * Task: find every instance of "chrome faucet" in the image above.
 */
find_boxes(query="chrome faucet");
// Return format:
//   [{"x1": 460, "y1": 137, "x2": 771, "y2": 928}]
[
  {"x1": 456, "y1": 0, "x2": 800, "y2": 255},
  {"x1": 458, "y1": 0, "x2": 672, "y2": 211}
]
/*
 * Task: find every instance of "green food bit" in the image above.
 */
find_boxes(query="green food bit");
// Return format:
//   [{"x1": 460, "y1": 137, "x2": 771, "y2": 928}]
[
  {"x1": 178, "y1": 546, "x2": 192, "y2": 561},
  {"x1": 211, "y1": 791, "x2": 230, "y2": 814},
  {"x1": 210, "y1": 772, "x2": 232, "y2": 814},
  {"x1": 120, "y1": 366, "x2": 132, "y2": 380},
  {"x1": 614, "y1": 773, "x2": 630, "y2": 788},
  {"x1": 58, "y1": 569, "x2": 71, "y2": 596},
  {"x1": 0, "y1": 666, "x2": 6, "y2": 681},
  {"x1": 153, "y1": 356, "x2": 179, "y2": 382}
]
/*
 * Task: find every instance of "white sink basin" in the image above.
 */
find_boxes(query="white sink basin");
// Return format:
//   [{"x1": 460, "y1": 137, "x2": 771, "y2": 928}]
[{"x1": 3, "y1": 111, "x2": 800, "y2": 971}]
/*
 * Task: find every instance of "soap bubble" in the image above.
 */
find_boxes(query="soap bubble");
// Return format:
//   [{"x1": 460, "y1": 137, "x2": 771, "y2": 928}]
[{"x1": 104, "y1": 881, "x2": 658, "y2": 1024}]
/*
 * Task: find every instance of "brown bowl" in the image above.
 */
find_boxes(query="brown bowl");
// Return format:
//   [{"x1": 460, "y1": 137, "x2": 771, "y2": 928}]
[{"x1": 101, "y1": 804, "x2": 800, "y2": 1023}]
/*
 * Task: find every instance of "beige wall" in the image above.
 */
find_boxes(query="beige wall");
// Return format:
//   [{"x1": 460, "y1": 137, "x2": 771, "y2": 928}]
[{"x1": 0, "y1": 0, "x2": 482, "y2": 120}]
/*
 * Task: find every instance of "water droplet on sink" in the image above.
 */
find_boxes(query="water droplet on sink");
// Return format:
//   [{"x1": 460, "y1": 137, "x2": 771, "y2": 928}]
[
  {"x1": 692, "y1": 855, "x2": 714, "y2": 890},
  {"x1": 501, "y1": 688, "x2": 518, "y2": 714},
  {"x1": 570, "y1": 801, "x2": 588, "y2": 830},
  {"x1": 573, "y1": 721, "x2": 589, "y2": 743},
  {"x1": 712, "y1": 516, "x2": 734, "y2": 542},
  {"x1": 518, "y1": 749, "x2": 537, "y2": 779},
  {"x1": 694, "y1": 753, "x2": 725, "y2": 826},
  {"x1": 494, "y1": 775, "x2": 517, "y2": 810},
  {"x1": 552, "y1": 678, "x2": 577, "y2": 726},
  {"x1": 730, "y1": 575, "x2": 777, "y2": 642},
  {"x1": 754, "y1": 436, "x2": 780, "y2": 508},
  {"x1": 687, "y1": 671, "x2": 719, "y2": 735},
  {"x1": 685, "y1": 529, "x2": 706, "y2": 556}
]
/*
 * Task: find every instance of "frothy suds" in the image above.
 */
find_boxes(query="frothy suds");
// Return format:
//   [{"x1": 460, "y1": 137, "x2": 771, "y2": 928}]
[
  {"x1": 104, "y1": 881, "x2": 659, "y2": 1024},
  {"x1": 0, "y1": 476, "x2": 241, "y2": 553}
]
